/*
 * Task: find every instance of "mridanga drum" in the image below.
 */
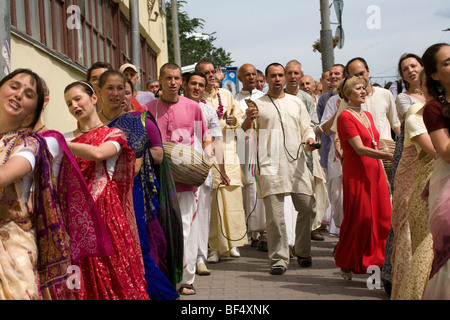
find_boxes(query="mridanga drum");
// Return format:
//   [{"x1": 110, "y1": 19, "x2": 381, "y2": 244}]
[{"x1": 162, "y1": 141, "x2": 210, "y2": 186}]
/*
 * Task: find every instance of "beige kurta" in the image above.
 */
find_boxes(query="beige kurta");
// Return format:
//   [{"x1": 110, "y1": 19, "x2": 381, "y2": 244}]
[
  {"x1": 202, "y1": 87, "x2": 245, "y2": 188},
  {"x1": 253, "y1": 94, "x2": 316, "y2": 199}
]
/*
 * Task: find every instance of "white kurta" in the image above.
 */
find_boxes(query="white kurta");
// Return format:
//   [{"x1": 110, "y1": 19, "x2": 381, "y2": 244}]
[
  {"x1": 253, "y1": 94, "x2": 315, "y2": 199},
  {"x1": 235, "y1": 89, "x2": 267, "y2": 234}
]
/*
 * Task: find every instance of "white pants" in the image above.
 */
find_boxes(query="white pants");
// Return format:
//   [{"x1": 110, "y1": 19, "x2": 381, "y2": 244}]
[
  {"x1": 177, "y1": 191, "x2": 199, "y2": 286},
  {"x1": 196, "y1": 183, "x2": 211, "y2": 263},
  {"x1": 243, "y1": 182, "x2": 266, "y2": 240}
]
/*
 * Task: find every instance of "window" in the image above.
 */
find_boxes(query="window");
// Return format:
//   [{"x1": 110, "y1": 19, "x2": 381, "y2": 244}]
[{"x1": 10, "y1": 0, "x2": 158, "y2": 80}]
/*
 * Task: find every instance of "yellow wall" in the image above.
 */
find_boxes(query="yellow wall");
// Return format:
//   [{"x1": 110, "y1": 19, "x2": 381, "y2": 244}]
[
  {"x1": 10, "y1": 0, "x2": 168, "y2": 133},
  {"x1": 11, "y1": 35, "x2": 82, "y2": 133}
]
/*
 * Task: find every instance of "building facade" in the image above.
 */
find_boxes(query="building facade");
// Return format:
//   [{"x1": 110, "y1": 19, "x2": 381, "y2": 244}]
[{"x1": 8, "y1": 0, "x2": 168, "y2": 132}]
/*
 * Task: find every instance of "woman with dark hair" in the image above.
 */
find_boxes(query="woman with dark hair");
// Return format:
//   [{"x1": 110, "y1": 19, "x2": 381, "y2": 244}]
[
  {"x1": 33, "y1": 79, "x2": 113, "y2": 300},
  {"x1": 98, "y1": 70, "x2": 179, "y2": 300},
  {"x1": 333, "y1": 75, "x2": 393, "y2": 281},
  {"x1": 395, "y1": 70, "x2": 435, "y2": 299},
  {"x1": 0, "y1": 69, "x2": 71, "y2": 300},
  {"x1": 389, "y1": 54, "x2": 425, "y2": 299},
  {"x1": 421, "y1": 43, "x2": 450, "y2": 299},
  {"x1": 64, "y1": 80, "x2": 149, "y2": 300}
]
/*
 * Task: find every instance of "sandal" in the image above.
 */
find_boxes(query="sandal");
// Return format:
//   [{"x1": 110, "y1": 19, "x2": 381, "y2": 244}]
[
  {"x1": 178, "y1": 284, "x2": 197, "y2": 296},
  {"x1": 270, "y1": 265, "x2": 286, "y2": 275},
  {"x1": 340, "y1": 268, "x2": 352, "y2": 281}
]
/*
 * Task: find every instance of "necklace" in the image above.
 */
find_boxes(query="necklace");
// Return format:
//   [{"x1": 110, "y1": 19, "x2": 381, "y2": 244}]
[
  {"x1": 407, "y1": 88, "x2": 423, "y2": 95},
  {"x1": 101, "y1": 109, "x2": 122, "y2": 122},
  {"x1": 207, "y1": 86, "x2": 224, "y2": 118},
  {"x1": 78, "y1": 122, "x2": 104, "y2": 133},
  {"x1": 35, "y1": 125, "x2": 46, "y2": 133},
  {"x1": 348, "y1": 108, "x2": 378, "y2": 149}
]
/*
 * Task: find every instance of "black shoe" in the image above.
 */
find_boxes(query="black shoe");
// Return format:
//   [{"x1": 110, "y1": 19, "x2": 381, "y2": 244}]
[
  {"x1": 250, "y1": 239, "x2": 259, "y2": 247},
  {"x1": 270, "y1": 265, "x2": 286, "y2": 275},
  {"x1": 258, "y1": 241, "x2": 268, "y2": 252},
  {"x1": 297, "y1": 256, "x2": 312, "y2": 268}
]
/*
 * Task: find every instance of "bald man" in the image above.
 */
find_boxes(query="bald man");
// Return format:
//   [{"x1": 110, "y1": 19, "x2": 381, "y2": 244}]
[{"x1": 235, "y1": 63, "x2": 267, "y2": 251}]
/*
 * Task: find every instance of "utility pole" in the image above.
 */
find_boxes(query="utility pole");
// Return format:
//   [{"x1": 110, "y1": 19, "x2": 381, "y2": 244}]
[
  {"x1": 320, "y1": 0, "x2": 335, "y2": 73},
  {"x1": 130, "y1": 0, "x2": 141, "y2": 90},
  {"x1": 0, "y1": 0, "x2": 11, "y2": 78},
  {"x1": 171, "y1": 0, "x2": 181, "y2": 66}
]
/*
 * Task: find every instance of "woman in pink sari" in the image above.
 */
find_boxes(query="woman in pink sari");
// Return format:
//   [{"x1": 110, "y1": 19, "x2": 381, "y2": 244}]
[
  {"x1": 63, "y1": 81, "x2": 149, "y2": 300},
  {"x1": 422, "y1": 43, "x2": 450, "y2": 299}
]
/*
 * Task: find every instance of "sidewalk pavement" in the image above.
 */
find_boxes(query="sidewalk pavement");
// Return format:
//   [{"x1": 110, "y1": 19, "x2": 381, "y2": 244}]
[{"x1": 180, "y1": 230, "x2": 390, "y2": 301}]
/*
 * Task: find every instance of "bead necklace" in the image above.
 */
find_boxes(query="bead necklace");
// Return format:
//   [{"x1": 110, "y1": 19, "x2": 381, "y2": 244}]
[{"x1": 348, "y1": 107, "x2": 378, "y2": 149}]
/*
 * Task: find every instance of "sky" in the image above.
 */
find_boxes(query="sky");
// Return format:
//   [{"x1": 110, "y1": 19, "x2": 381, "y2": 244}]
[{"x1": 182, "y1": 0, "x2": 450, "y2": 85}]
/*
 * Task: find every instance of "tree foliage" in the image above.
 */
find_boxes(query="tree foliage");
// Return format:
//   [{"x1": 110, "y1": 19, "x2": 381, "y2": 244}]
[{"x1": 166, "y1": 1, "x2": 234, "y2": 67}]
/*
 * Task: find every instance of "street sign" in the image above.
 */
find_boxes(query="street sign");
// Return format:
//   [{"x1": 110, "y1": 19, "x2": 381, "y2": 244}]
[
  {"x1": 333, "y1": 0, "x2": 344, "y2": 24},
  {"x1": 336, "y1": 25, "x2": 345, "y2": 49}
]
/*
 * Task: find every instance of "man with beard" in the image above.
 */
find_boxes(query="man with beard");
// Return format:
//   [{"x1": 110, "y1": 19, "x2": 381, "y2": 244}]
[{"x1": 242, "y1": 63, "x2": 319, "y2": 275}]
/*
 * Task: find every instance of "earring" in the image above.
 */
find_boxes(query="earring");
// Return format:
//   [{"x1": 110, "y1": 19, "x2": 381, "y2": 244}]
[{"x1": 437, "y1": 82, "x2": 447, "y2": 103}]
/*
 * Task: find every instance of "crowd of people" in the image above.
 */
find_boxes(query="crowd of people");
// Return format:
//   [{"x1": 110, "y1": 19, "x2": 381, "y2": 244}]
[{"x1": 0, "y1": 42, "x2": 449, "y2": 300}]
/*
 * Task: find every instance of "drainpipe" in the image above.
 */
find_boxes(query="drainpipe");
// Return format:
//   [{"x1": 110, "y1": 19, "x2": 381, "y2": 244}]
[
  {"x1": 171, "y1": 0, "x2": 181, "y2": 66},
  {"x1": 130, "y1": 0, "x2": 141, "y2": 90},
  {"x1": 0, "y1": 0, "x2": 11, "y2": 77}
]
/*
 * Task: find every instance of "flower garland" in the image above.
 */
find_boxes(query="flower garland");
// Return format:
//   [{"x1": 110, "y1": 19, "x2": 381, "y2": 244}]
[
  {"x1": 201, "y1": 85, "x2": 224, "y2": 118},
  {"x1": 312, "y1": 36, "x2": 340, "y2": 53},
  {"x1": 215, "y1": 86, "x2": 224, "y2": 118}
]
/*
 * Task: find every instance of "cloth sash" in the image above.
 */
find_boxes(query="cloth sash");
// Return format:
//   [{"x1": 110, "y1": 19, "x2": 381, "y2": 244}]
[{"x1": 41, "y1": 130, "x2": 113, "y2": 262}]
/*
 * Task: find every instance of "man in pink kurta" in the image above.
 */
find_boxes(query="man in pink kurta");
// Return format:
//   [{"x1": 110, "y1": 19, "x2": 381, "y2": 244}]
[{"x1": 144, "y1": 63, "x2": 210, "y2": 296}]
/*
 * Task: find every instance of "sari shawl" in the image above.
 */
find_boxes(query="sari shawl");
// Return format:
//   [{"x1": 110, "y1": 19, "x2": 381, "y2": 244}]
[
  {"x1": 140, "y1": 111, "x2": 184, "y2": 286},
  {"x1": 109, "y1": 113, "x2": 178, "y2": 300},
  {"x1": 427, "y1": 156, "x2": 450, "y2": 279},
  {"x1": 0, "y1": 131, "x2": 70, "y2": 299},
  {"x1": 42, "y1": 130, "x2": 113, "y2": 262},
  {"x1": 71, "y1": 126, "x2": 148, "y2": 300}
]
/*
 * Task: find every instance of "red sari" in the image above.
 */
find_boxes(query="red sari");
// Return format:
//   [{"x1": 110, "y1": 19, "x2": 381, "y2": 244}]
[
  {"x1": 71, "y1": 127, "x2": 149, "y2": 300},
  {"x1": 335, "y1": 110, "x2": 392, "y2": 274}
]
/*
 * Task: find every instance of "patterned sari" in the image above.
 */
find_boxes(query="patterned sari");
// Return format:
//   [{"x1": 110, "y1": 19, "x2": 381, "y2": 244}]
[
  {"x1": 0, "y1": 131, "x2": 70, "y2": 300},
  {"x1": 109, "y1": 113, "x2": 178, "y2": 300},
  {"x1": 70, "y1": 127, "x2": 149, "y2": 300},
  {"x1": 139, "y1": 111, "x2": 184, "y2": 286},
  {"x1": 40, "y1": 130, "x2": 114, "y2": 300}
]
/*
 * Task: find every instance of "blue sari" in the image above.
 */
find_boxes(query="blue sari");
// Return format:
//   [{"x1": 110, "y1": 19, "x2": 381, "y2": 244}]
[{"x1": 109, "y1": 113, "x2": 178, "y2": 300}]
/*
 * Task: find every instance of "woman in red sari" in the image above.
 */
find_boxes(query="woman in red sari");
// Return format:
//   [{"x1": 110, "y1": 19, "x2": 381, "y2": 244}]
[
  {"x1": 63, "y1": 81, "x2": 149, "y2": 300},
  {"x1": 334, "y1": 76, "x2": 393, "y2": 280}
]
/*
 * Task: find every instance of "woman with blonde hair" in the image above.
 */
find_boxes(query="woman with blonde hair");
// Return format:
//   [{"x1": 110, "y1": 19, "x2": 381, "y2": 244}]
[{"x1": 333, "y1": 76, "x2": 393, "y2": 281}]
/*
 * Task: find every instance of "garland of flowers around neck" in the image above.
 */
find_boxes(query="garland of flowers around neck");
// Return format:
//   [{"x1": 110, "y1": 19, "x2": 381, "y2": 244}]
[{"x1": 201, "y1": 86, "x2": 224, "y2": 118}]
